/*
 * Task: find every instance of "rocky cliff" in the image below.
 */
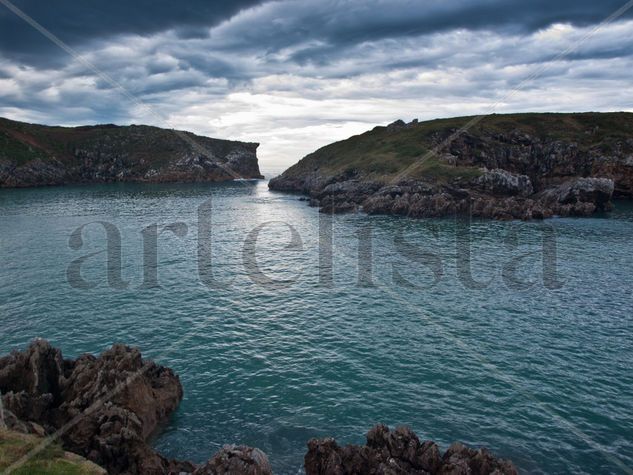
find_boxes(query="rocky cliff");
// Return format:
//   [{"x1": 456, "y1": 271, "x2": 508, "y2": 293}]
[
  {"x1": 269, "y1": 112, "x2": 633, "y2": 219},
  {"x1": 0, "y1": 117, "x2": 263, "y2": 187},
  {"x1": 0, "y1": 339, "x2": 193, "y2": 474},
  {"x1": 1, "y1": 340, "x2": 517, "y2": 475}
]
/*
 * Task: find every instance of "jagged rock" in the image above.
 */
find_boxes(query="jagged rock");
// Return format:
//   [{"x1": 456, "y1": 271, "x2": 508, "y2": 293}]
[
  {"x1": 193, "y1": 445, "x2": 273, "y2": 475},
  {"x1": 269, "y1": 171, "x2": 333, "y2": 194},
  {"x1": 320, "y1": 199, "x2": 359, "y2": 214},
  {"x1": 0, "y1": 338, "x2": 63, "y2": 396},
  {"x1": 387, "y1": 119, "x2": 407, "y2": 131},
  {"x1": 0, "y1": 338, "x2": 62, "y2": 428},
  {"x1": 1, "y1": 343, "x2": 520, "y2": 475},
  {"x1": 1, "y1": 407, "x2": 47, "y2": 437},
  {"x1": 0, "y1": 339, "x2": 190, "y2": 474},
  {"x1": 476, "y1": 169, "x2": 533, "y2": 197},
  {"x1": 2, "y1": 391, "x2": 54, "y2": 429},
  {"x1": 536, "y1": 177, "x2": 614, "y2": 215},
  {"x1": 551, "y1": 177, "x2": 612, "y2": 205},
  {"x1": 305, "y1": 425, "x2": 517, "y2": 475},
  {"x1": 312, "y1": 179, "x2": 383, "y2": 213}
]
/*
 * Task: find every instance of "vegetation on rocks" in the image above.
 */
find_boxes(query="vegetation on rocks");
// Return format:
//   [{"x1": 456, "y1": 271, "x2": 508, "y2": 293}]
[
  {"x1": 270, "y1": 112, "x2": 633, "y2": 219},
  {"x1": 0, "y1": 429, "x2": 106, "y2": 475},
  {"x1": 0, "y1": 117, "x2": 263, "y2": 187}
]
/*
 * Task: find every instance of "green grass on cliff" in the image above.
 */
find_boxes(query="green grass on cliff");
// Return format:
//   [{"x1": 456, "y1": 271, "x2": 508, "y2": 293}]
[
  {"x1": 284, "y1": 124, "x2": 483, "y2": 182},
  {"x1": 281, "y1": 112, "x2": 633, "y2": 182},
  {"x1": 0, "y1": 118, "x2": 186, "y2": 167},
  {"x1": 0, "y1": 430, "x2": 105, "y2": 475},
  {"x1": 0, "y1": 116, "x2": 256, "y2": 169},
  {"x1": 0, "y1": 130, "x2": 45, "y2": 165}
]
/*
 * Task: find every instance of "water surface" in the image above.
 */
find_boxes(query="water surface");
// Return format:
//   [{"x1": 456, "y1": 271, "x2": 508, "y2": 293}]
[{"x1": 1, "y1": 180, "x2": 632, "y2": 474}]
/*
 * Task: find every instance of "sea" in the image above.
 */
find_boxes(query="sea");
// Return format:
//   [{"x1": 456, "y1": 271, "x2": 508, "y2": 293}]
[{"x1": 1, "y1": 176, "x2": 632, "y2": 474}]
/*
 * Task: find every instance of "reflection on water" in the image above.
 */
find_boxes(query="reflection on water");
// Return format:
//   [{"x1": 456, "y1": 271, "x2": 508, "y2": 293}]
[{"x1": 1, "y1": 181, "x2": 632, "y2": 474}]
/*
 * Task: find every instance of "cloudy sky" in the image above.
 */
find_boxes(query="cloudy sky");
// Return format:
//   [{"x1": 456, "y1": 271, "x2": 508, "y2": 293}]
[{"x1": 1, "y1": 0, "x2": 633, "y2": 173}]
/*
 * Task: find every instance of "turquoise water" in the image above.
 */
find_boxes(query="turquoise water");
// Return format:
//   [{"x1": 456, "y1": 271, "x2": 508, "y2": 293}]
[{"x1": 1, "y1": 180, "x2": 632, "y2": 474}]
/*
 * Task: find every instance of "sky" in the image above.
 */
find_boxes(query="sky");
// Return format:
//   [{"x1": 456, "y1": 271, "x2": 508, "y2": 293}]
[{"x1": 1, "y1": 0, "x2": 633, "y2": 174}]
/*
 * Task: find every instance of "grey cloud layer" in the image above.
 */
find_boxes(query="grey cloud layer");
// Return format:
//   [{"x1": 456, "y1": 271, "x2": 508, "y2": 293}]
[
  {"x1": 1, "y1": 0, "x2": 632, "y2": 167},
  {"x1": 0, "y1": 0, "x2": 264, "y2": 63},
  {"x1": 2, "y1": 0, "x2": 632, "y2": 66}
]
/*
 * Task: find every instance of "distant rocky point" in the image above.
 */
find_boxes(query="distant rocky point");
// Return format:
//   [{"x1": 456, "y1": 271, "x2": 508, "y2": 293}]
[
  {"x1": 0, "y1": 340, "x2": 517, "y2": 474},
  {"x1": 0, "y1": 117, "x2": 263, "y2": 187},
  {"x1": 269, "y1": 112, "x2": 633, "y2": 219}
]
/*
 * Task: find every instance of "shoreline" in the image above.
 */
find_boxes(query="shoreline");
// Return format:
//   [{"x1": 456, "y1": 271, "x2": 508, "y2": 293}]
[
  {"x1": 269, "y1": 113, "x2": 633, "y2": 221},
  {"x1": 1, "y1": 339, "x2": 517, "y2": 475}
]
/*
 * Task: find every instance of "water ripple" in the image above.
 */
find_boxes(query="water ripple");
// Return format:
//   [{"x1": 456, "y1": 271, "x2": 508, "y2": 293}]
[{"x1": 1, "y1": 182, "x2": 632, "y2": 474}]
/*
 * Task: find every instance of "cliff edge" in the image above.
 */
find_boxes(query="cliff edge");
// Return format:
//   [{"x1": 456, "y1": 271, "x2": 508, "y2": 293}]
[
  {"x1": 0, "y1": 117, "x2": 263, "y2": 187},
  {"x1": 269, "y1": 112, "x2": 633, "y2": 219}
]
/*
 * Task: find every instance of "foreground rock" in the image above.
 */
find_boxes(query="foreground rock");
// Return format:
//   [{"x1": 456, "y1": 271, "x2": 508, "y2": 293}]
[
  {"x1": 0, "y1": 339, "x2": 193, "y2": 474},
  {"x1": 0, "y1": 117, "x2": 263, "y2": 187},
  {"x1": 1, "y1": 341, "x2": 514, "y2": 474},
  {"x1": 193, "y1": 445, "x2": 273, "y2": 475},
  {"x1": 305, "y1": 425, "x2": 517, "y2": 475},
  {"x1": 269, "y1": 112, "x2": 633, "y2": 219}
]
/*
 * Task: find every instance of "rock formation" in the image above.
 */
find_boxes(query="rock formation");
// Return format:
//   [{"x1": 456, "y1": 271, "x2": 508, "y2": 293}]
[
  {"x1": 1, "y1": 341, "x2": 515, "y2": 474},
  {"x1": 0, "y1": 339, "x2": 193, "y2": 474},
  {"x1": 269, "y1": 112, "x2": 633, "y2": 219},
  {"x1": 193, "y1": 445, "x2": 273, "y2": 475},
  {"x1": 0, "y1": 117, "x2": 263, "y2": 187},
  {"x1": 305, "y1": 425, "x2": 517, "y2": 475}
]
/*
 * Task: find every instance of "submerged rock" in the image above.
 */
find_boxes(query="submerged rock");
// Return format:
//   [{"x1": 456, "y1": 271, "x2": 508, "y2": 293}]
[{"x1": 305, "y1": 425, "x2": 517, "y2": 475}]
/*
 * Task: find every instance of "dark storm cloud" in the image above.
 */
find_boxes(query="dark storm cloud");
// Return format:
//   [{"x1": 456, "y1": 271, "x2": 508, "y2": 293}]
[
  {"x1": 324, "y1": 0, "x2": 632, "y2": 43},
  {"x1": 1, "y1": 0, "x2": 632, "y2": 68},
  {"x1": 202, "y1": 0, "x2": 633, "y2": 59},
  {"x1": 0, "y1": 0, "x2": 264, "y2": 64}
]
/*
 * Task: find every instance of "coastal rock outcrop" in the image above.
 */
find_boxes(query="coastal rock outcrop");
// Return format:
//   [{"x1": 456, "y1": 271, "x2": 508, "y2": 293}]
[
  {"x1": 305, "y1": 425, "x2": 517, "y2": 475},
  {"x1": 0, "y1": 117, "x2": 263, "y2": 187},
  {"x1": 269, "y1": 112, "x2": 633, "y2": 219},
  {"x1": 0, "y1": 339, "x2": 193, "y2": 474},
  {"x1": 476, "y1": 169, "x2": 533, "y2": 197},
  {"x1": 193, "y1": 445, "x2": 273, "y2": 475},
  {"x1": 1, "y1": 341, "x2": 519, "y2": 474}
]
